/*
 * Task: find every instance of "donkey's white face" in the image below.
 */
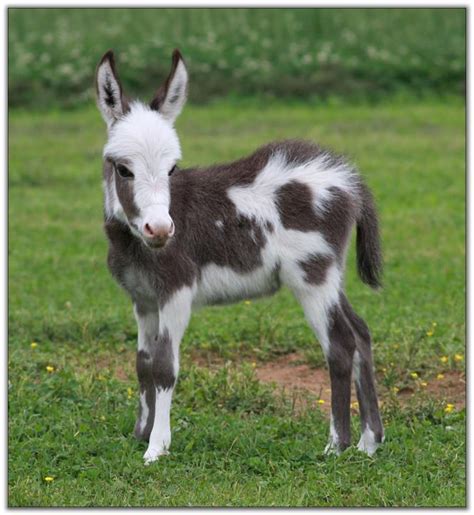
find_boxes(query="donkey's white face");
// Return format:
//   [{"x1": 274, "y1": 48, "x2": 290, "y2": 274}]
[{"x1": 96, "y1": 50, "x2": 188, "y2": 248}]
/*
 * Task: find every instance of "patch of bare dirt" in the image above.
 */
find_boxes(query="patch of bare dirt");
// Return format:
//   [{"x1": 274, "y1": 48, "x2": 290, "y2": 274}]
[
  {"x1": 397, "y1": 370, "x2": 465, "y2": 410},
  {"x1": 255, "y1": 353, "x2": 334, "y2": 413},
  {"x1": 82, "y1": 350, "x2": 135, "y2": 382},
  {"x1": 191, "y1": 351, "x2": 466, "y2": 414}
]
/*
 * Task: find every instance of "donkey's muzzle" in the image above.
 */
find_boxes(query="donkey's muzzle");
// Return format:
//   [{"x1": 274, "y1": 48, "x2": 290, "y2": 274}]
[{"x1": 143, "y1": 220, "x2": 175, "y2": 248}]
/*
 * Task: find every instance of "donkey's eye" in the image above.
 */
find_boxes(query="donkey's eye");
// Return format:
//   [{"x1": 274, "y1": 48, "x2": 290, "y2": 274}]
[
  {"x1": 168, "y1": 165, "x2": 177, "y2": 177},
  {"x1": 116, "y1": 164, "x2": 134, "y2": 179}
]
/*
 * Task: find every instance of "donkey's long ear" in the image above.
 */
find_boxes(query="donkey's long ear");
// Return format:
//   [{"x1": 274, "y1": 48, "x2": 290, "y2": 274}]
[
  {"x1": 95, "y1": 50, "x2": 126, "y2": 128},
  {"x1": 150, "y1": 49, "x2": 188, "y2": 123}
]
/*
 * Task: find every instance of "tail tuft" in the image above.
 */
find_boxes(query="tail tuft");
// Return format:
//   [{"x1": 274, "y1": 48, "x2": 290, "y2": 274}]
[{"x1": 356, "y1": 182, "x2": 383, "y2": 289}]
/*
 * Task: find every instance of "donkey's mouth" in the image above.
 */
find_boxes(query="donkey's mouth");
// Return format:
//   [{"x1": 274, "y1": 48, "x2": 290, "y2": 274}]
[{"x1": 144, "y1": 238, "x2": 169, "y2": 250}]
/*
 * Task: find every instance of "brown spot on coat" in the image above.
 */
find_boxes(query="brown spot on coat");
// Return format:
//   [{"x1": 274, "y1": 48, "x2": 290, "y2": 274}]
[
  {"x1": 275, "y1": 180, "x2": 357, "y2": 256},
  {"x1": 152, "y1": 329, "x2": 176, "y2": 390},
  {"x1": 299, "y1": 254, "x2": 334, "y2": 285},
  {"x1": 275, "y1": 180, "x2": 318, "y2": 232},
  {"x1": 321, "y1": 187, "x2": 356, "y2": 254}
]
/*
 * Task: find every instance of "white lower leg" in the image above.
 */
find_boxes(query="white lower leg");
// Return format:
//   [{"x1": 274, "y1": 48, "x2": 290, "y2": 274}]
[
  {"x1": 324, "y1": 416, "x2": 340, "y2": 455},
  {"x1": 357, "y1": 425, "x2": 383, "y2": 456},
  {"x1": 143, "y1": 388, "x2": 173, "y2": 464}
]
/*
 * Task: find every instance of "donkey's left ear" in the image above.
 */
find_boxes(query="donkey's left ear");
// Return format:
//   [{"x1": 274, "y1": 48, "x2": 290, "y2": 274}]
[
  {"x1": 95, "y1": 50, "x2": 127, "y2": 128},
  {"x1": 150, "y1": 49, "x2": 188, "y2": 123}
]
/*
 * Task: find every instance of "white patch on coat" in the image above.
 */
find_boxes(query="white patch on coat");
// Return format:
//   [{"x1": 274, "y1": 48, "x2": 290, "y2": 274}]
[
  {"x1": 215, "y1": 220, "x2": 224, "y2": 230},
  {"x1": 143, "y1": 388, "x2": 173, "y2": 465},
  {"x1": 194, "y1": 261, "x2": 279, "y2": 306},
  {"x1": 159, "y1": 286, "x2": 195, "y2": 349},
  {"x1": 357, "y1": 426, "x2": 382, "y2": 456},
  {"x1": 288, "y1": 263, "x2": 342, "y2": 356}
]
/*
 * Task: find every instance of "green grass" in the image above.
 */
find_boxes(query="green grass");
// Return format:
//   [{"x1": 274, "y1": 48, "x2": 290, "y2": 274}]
[
  {"x1": 8, "y1": 98, "x2": 465, "y2": 506},
  {"x1": 8, "y1": 7, "x2": 465, "y2": 107}
]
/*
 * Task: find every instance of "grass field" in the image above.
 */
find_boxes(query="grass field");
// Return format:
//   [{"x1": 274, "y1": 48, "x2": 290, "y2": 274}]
[
  {"x1": 8, "y1": 7, "x2": 465, "y2": 107},
  {"x1": 8, "y1": 98, "x2": 465, "y2": 506}
]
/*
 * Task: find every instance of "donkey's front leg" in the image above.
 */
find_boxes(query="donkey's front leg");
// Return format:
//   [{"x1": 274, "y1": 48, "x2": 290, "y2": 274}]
[
  {"x1": 134, "y1": 304, "x2": 159, "y2": 442},
  {"x1": 143, "y1": 288, "x2": 193, "y2": 465}
]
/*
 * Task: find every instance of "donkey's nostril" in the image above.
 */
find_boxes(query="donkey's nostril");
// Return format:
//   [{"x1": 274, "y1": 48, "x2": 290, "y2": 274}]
[{"x1": 144, "y1": 223, "x2": 155, "y2": 237}]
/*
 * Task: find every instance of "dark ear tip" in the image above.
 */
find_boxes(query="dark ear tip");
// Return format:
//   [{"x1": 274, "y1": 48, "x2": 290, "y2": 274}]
[
  {"x1": 172, "y1": 48, "x2": 184, "y2": 64},
  {"x1": 99, "y1": 49, "x2": 115, "y2": 66}
]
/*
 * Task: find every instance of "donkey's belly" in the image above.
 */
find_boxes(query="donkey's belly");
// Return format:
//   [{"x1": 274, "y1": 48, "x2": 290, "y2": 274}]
[{"x1": 193, "y1": 261, "x2": 281, "y2": 307}]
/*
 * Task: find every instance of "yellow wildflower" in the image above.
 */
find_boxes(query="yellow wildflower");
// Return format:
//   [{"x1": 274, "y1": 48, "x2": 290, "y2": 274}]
[
  {"x1": 437, "y1": 373, "x2": 445, "y2": 380},
  {"x1": 426, "y1": 330, "x2": 433, "y2": 337},
  {"x1": 30, "y1": 342, "x2": 38, "y2": 349},
  {"x1": 44, "y1": 476, "x2": 54, "y2": 482},
  {"x1": 444, "y1": 403, "x2": 455, "y2": 414},
  {"x1": 391, "y1": 386, "x2": 399, "y2": 393},
  {"x1": 46, "y1": 365, "x2": 55, "y2": 373},
  {"x1": 317, "y1": 399, "x2": 325, "y2": 405},
  {"x1": 244, "y1": 300, "x2": 252, "y2": 305},
  {"x1": 127, "y1": 387, "x2": 133, "y2": 399},
  {"x1": 420, "y1": 381, "x2": 428, "y2": 387},
  {"x1": 410, "y1": 372, "x2": 418, "y2": 379},
  {"x1": 440, "y1": 356, "x2": 449, "y2": 363},
  {"x1": 454, "y1": 354, "x2": 464, "y2": 362},
  {"x1": 432, "y1": 322, "x2": 437, "y2": 327}
]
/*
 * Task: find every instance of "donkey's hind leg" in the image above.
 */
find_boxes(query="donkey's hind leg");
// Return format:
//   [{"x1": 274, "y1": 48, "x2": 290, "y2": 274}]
[
  {"x1": 340, "y1": 294, "x2": 384, "y2": 455},
  {"x1": 295, "y1": 287, "x2": 356, "y2": 454}
]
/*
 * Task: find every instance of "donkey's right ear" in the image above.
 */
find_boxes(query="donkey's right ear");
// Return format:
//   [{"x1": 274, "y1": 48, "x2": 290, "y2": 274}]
[{"x1": 95, "y1": 50, "x2": 126, "y2": 128}]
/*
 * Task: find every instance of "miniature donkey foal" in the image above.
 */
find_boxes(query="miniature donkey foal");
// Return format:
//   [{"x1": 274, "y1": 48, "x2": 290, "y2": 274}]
[{"x1": 95, "y1": 50, "x2": 384, "y2": 464}]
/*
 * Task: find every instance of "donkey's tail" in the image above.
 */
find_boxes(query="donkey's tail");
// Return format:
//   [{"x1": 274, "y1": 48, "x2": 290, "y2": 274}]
[{"x1": 356, "y1": 181, "x2": 383, "y2": 289}]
